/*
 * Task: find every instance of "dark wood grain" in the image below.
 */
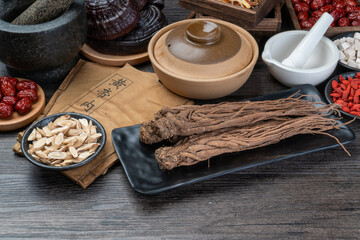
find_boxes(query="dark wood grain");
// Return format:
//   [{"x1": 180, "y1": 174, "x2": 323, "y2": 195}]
[{"x1": 1, "y1": 2, "x2": 360, "y2": 239}]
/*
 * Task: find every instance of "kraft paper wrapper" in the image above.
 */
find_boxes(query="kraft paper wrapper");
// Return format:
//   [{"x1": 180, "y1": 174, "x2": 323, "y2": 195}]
[{"x1": 23, "y1": 60, "x2": 192, "y2": 188}]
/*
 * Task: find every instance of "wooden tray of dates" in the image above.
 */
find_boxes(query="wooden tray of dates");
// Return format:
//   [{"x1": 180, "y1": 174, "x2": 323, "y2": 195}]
[
  {"x1": 285, "y1": 0, "x2": 360, "y2": 38},
  {"x1": 0, "y1": 77, "x2": 45, "y2": 131}
]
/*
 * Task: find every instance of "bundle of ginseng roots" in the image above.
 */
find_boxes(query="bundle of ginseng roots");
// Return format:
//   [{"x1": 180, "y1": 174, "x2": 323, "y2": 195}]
[{"x1": 139, "y1": 96, "x2": 349, "y2": 170}]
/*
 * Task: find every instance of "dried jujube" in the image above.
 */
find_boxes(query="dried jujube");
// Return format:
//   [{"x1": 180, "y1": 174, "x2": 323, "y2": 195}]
[
  {"x1": 0, "y1": 103, "x2": 13, "y2": 119},
  {"x1": 15, "y1": 98, "x2": 32, "y2": 114},
  {"x1": 17, "y1": 89, "x2": 38, "y2": 102},
  {"x1": 1, "y1": 96, "x2": 18, "y2": 108},
  {"x1": 16, "y1": 80, "x2": 38, "y2": 91},
  {"x1": 1, "y1": 79, "x2": 16, "y2": 97},
  {"x1": 0, "y1": 77, "x2": 38, "y2": 119}
]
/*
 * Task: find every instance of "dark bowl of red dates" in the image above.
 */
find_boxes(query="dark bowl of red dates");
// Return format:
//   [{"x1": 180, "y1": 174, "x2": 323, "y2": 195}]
[
  {"x1": 325, "y1": 71, "x2": 360, "y2": 118},
  {"x1": 0, "y1": 76, "x2": 41, "y2": 121},
  {"x1": 289, "y1": 0, "x2": 360, "y2": 30}
]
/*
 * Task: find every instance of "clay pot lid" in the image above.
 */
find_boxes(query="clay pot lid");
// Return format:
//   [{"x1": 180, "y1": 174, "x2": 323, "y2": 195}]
[{"x1": 153, "y1": 20, "x2": 253, "y2": 79}]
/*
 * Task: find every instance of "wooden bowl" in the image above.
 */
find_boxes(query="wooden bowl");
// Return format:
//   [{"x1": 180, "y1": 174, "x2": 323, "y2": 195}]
[
  {"x1": 148, "y1": 18, "x2": 259, "y2": 100},
  {"x1": 0, "y1": 78, "x2": 45, "y2": 131}
]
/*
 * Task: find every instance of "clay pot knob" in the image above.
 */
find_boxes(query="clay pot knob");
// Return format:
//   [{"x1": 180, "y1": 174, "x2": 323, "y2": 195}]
[{"x1": 185, "y1": 20, "x2": 221, "y2": 45}]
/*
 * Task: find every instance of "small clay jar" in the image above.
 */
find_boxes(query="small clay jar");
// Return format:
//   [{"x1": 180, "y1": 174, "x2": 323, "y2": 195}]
[
  {"x1": 0, "y1": 0, "x2": 87, "y2": 82},
  {"x1": 154, "y1": 20, "x2": 253, "y2": 79},
  {"x1": 148, "y1": 19, "x2": 259, "y2": 99}
]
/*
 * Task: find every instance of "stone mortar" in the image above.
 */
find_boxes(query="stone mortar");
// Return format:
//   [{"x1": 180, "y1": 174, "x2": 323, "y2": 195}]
[{"x1": 0, "y1": 0, "x2": 87, "y2": 82}]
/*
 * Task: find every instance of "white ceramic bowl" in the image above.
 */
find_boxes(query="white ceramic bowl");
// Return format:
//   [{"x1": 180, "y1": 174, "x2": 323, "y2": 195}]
[{"x1": 262, "y1": 30, "x2": 339, "y2": 87}]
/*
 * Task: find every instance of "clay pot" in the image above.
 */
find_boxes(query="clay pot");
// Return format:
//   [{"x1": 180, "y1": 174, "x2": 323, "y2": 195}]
[
  {"x1": 0, "y1": 0, "x2": 87, "y2": 82},
  {"x1": 148, "y1": 19, "x2": 259, "y2": 100}
]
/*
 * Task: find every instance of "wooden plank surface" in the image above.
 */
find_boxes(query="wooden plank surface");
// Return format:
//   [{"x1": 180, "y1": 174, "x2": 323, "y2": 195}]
[{"x1": 1, "y1": 2, "x2": 360, "y2": 239}]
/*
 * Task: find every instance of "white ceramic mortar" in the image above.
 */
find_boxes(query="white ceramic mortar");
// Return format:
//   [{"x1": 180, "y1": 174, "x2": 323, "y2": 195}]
[{"x1": 262, "y1": 30, "x2": 339, "y2": 87}]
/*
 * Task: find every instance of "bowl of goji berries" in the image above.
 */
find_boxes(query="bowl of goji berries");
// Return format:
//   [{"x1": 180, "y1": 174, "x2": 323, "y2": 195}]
[{"x1": 325, "y1": 71, "x2": 360, "y2": 118}]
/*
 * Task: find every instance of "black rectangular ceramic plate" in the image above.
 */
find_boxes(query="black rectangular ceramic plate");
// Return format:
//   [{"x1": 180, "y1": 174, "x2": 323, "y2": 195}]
[{"x1": 111, "y1": 85, "x2": 355, "y2": 194}]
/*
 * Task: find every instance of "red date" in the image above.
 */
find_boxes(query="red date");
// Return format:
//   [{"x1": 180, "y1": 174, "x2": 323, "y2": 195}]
[
  {"x1": 332, "y1": 0, "x2": 345, "y2": 8},
  {"x1": 330, "y1": 7, "x2": 346, "y2": 21},
  {"x1": 300, "y1": 18, "x2": 317, "y2": 28},
  {"x1": 15, "y1": 98, "x2": 32, "y2": 114},
  {"x1": 345, "y1": 6, "x2": 360, "y2": 14},
  {"x1": 0, "y1": 103, "x2": 13, "y2": 119},
  {"x1": 348, "y1": 12, "x2": 360, "y2": 21},
  {"x1": 338, "y1": 17, "x2": 350, "y2": 26},
  {"x1": 311, "y1": 0, "x2": 326, "y2": 10},
  {"x1": 294, "y1": 2, "x2": 310, "y2": 12},
  {"x1": 320, "y1": 4, "x2": 335, "y2": 12},
  {"x1": 1, "y1": 79, "x2": 16, "y2": 97},
  {"x1": 9, "y1": 77, "x2": 18, "y2": 86},
  {"x1": 16, "y1": 80, "x2": 37, "y2": 91},
  {"x1": 303, "y1": 0, "x2": 312, "y2": 4},
  {"x1": 351, "y1": 19, "x2": 360, "y2": 26},
  {"x1": 297, "y1": 11, "x2": 309, "y2": 21},
  {"x1": 1, "y1": 96, "x2": 17, "y2": 108},
  {"x1": 0, "y1": 76, "x2": 17, "y2": 86},
  {"x1": 344, "y1": 0, "x2": 358, "y2": 7},
  {"x1": 17, "y1": 89, "x2": 38, "y2": 102},
  {"x1": 312, "y1": 10, "x2": 324, "y2": 18}
]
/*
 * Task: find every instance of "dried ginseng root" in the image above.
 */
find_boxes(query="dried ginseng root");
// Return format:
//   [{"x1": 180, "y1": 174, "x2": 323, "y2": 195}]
[
  {"x1": 139, "y1": 97, "x2": 340, "y2": 144},
  {"x1": 27, "y1": 115, "x2": 102, "y2": 167},
  {"x1": 155, "y1": 115, "x2": 348, "y2": 170}
]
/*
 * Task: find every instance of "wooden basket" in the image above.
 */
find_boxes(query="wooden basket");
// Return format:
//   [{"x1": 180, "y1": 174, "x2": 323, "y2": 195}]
[
  {"x1": 179, "y1": 0, "x2": 280, "y2": 28},
  {"x1": 284, "y1": 0, "x2": 360, "y2": 38},
  {"x1": 186, "y1": 1, "x2": 283, "y2": 36}
]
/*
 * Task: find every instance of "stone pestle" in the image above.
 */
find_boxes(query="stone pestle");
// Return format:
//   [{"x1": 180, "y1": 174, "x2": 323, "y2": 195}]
[{"x1": 12, "y1": 0, "x2": 73, "y2": 25}]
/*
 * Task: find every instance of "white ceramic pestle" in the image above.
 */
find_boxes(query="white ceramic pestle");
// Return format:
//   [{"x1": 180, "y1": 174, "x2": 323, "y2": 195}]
[{"x1": 281, "y1": 12, "x2": 334, "y2": 69}]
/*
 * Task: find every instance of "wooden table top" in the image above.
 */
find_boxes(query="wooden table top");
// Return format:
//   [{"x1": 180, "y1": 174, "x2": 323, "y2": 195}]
[{"x1": 1, "y1": 2, "x2": 360, "y2": 239}]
